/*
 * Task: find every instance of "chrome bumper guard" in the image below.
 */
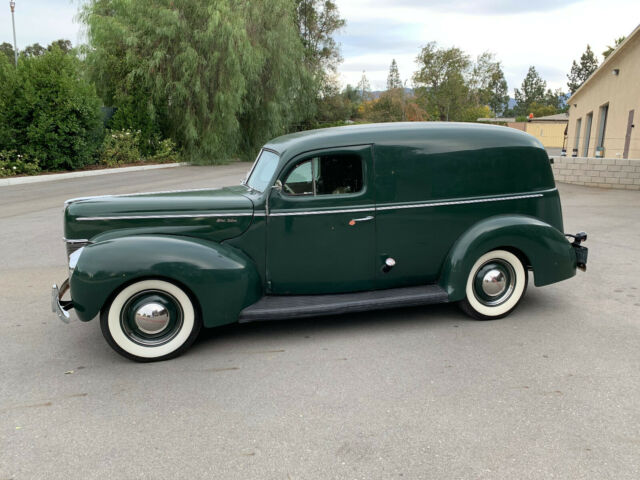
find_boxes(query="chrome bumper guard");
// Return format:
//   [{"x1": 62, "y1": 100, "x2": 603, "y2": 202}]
[
  {"x1": 52, "y1": 279, "x2": 74, "y2": 323},
  {"x1": 565, "y1": 231, "x2": 588, "y2": 272}
]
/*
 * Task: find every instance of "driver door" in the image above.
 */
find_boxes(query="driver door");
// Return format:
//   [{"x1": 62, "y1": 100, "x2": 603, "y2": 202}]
[{"x1": 266, "y1": 145, "x2": 376, "y2": 295}]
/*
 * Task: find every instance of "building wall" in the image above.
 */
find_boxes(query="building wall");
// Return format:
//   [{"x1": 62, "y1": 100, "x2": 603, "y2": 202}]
[
  {"x1": 507, "y1": 122, "x2": 526, "y2": 131},
  {"x1": 526, "y1": 121, "x2": 566, "y2": 148},
  {"x1": 551, "y1": 156, "x2": 640, "y2": 190},
  {"x1": 566, "y1": 32, "x2": 640, "y2": 159}
]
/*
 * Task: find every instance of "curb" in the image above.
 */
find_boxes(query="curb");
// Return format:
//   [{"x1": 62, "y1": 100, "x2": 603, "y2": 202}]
[{"x1": 0, "y1": 162, "x2": 188, "y2": 187}]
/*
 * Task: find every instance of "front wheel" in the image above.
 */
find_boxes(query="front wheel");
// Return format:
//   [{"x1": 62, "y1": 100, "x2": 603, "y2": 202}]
[
  {"x1": 101, "y1": 279, "x2": 201, "y2": 362},
  {"x1": 459, "y1": 249, "x2": 528, "y2": 320}
]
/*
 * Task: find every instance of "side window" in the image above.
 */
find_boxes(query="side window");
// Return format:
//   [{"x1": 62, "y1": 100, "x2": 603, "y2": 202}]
[{"x1": 283, "y1": 153, "x2": 363, "y2": 196}]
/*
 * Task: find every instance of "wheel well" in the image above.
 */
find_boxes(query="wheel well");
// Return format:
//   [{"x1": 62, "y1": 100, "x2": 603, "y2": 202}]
[
  {"x1": 495, "y1": 245, "x2": 533, "y2": 272},
  {"x1": 100, "y1": 275, "x2": 203, "y2": 324}
]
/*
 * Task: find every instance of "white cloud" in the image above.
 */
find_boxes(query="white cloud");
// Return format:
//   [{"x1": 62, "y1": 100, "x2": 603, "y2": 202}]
[
  {"x1": 2, "y1": 1, "x2": 84, "y2": 49},
  {"x1": 335, "y1": 0, "x2": 640, "y2": 94},
  {"x1": 3, "y1": 0, "x2": 638, "y2": 97}
]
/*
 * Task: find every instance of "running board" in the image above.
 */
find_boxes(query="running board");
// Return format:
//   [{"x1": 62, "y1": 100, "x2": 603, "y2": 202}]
[{"x1": 238, "y1": 285, "x2": 449, "y2": 322}]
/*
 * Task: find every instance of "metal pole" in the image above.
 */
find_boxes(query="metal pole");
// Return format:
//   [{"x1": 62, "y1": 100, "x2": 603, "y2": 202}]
[{"x1": 10, "y1": 1, "x2": 18, "y2": 66}]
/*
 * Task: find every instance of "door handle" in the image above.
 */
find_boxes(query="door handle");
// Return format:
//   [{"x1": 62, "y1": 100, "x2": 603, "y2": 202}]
[{"x1": 348, "y1": 215, "x2": 374, "y2": 226}]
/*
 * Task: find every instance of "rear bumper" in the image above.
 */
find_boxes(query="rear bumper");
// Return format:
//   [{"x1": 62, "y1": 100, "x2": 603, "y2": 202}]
[
  {"x1": 52, "y1": 279, "x2": 75, "y2": 323},
  {"x1": 566, "y1": 231, "x2": 588, "y2": 272}
]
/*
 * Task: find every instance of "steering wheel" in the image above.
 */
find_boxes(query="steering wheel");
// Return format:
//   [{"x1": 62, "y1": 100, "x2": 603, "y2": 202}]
[{"x1": 284, "y1": 183, "x2": 295, "y2": 195}]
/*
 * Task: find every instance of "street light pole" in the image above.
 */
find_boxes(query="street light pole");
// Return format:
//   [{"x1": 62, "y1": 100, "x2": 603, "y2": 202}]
[{"x1": 10, "y1": 1, "x2": 18, "y2": 67}]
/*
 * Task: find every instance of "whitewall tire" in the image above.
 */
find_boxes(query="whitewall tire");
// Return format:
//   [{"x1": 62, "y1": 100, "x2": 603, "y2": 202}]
[
  {"x1": 100, "y1": 279, "x2": 201, "y2": 362},
  {"x1": 460, "y1": 250, "x2": 528, "y2": 320}
]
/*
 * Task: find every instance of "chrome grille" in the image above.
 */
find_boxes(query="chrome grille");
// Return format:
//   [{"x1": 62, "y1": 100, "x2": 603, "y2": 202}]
[{"x1": 65, "y1": 240, "x2": 89, "y2": 257}]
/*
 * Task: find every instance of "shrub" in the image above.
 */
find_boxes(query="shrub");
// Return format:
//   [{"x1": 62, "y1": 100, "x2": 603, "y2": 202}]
[
  {"x1": 0, "y1": 150, "x2": 41, "y2": 177},
  {"x1": 99, "y1": 130, "x2": 142, "y2": 167},
  {"x1": 149, "y1": 138, "x2": 180, "y2": 163},
  {"x1": 0, "y1": 47, "x2": 103, "y2": 171}
]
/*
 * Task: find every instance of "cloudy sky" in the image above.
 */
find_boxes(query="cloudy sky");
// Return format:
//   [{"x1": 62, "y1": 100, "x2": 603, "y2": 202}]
[{"x1": 3, "y1": 0, "x2": 639, "y2": 95}]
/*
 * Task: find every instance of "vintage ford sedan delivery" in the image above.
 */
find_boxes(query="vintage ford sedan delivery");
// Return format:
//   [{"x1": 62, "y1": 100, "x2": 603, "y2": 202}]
[{"x1": 53, "y1": 123, "x2": 587, "y2": 361}]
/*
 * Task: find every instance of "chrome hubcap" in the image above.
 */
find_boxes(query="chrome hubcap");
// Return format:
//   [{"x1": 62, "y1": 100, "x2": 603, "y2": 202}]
[
  {"x1": 473, "y1": 260, "x2": 516, "y2": 307},
  {"x1": 134, "y1": 302, "x2": 170, "y2": 334},
  {"x1": 481, "y1": 269, "x2": 507, "y2": 297}
]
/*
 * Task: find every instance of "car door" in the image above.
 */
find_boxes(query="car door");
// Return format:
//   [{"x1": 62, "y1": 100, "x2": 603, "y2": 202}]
[{"x1": 266, "y1": 145, "x2": 376, "y2": 295}]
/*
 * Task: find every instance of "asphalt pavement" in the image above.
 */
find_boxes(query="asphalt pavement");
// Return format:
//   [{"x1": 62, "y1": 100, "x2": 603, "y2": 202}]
[{"x1": 1, "y1": 164, "x2": 639, "y2": 479}]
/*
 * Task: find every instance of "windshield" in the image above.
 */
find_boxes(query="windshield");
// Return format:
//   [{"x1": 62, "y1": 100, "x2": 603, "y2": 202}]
[{"x1": 246, "y1": 150, "x2": 280, "y2": 193}]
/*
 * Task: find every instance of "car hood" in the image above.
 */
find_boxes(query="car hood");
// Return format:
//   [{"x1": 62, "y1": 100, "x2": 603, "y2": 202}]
[{"x1": 64, "y1": 186, "x2": 255, "y2": 243}]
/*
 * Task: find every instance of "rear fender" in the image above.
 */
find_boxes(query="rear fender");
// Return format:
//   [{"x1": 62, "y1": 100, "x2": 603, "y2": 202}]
[
  {"x1": 438, "y1": 215, "x2": 576, "y2": 302},
  {"x1": 70, "y1": 235, "x2": 262, "y2": 327}
]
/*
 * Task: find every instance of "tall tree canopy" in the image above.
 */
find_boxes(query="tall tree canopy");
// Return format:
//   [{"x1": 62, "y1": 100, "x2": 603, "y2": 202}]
[
  {"x1": 514, "y1": 66, "x2": 546, "y2": 116},
  {"x1": 468, "y1": 52, "x2": 509, "y2": 116},
  {"x1": 412, "y1": 43, "x2": 507, "y2": 121},
  {"x1": 412, "y1": 42, "x2": 471, "y2": 121},
  {"x1": 386, "y1": 59, "x2": 402, "y2": 90},
  {"x1": 567, "y1": 45, "x2": 599, "y2": 95},
  {"x1": 81, "y1": 0, "x2": 318, "y2": 162},
  {"x1": 295, "y1": 0, "x2": 345, "y2": 77}
]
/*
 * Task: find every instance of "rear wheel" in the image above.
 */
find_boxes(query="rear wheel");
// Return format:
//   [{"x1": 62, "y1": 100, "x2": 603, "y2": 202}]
[
  {"x1": 100, "y1": 279, "x2": 201, "y2": 362},
  {"x1": 459, "y1": 249, "x2": 528, "y2": 320}
]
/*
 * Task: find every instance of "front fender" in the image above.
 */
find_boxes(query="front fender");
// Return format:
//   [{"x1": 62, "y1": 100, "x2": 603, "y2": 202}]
[
  {"x1": 438, "y1": 215, "x2": 576, "y2": 302},
  {"x1": 70, "y1": 235, "x2": 262, "y2": 327}
]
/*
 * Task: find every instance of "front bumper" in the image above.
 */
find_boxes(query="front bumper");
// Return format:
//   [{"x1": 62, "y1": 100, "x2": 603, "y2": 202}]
[{"x1": 52, "y1": 279, "x2": 75, "y2": 323}]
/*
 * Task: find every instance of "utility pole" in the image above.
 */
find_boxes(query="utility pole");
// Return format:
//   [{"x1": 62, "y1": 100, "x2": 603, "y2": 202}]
[{"x1": 10, "y1": 1, "x2": 18, "y2": 66}]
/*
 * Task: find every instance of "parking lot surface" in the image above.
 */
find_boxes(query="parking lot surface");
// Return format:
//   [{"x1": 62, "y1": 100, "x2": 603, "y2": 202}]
[{"x1": 1, "y1": 164, "x2": 639, "y2": 479}]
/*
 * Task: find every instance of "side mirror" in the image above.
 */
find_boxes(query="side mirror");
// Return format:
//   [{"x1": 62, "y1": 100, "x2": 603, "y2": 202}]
[{"x1": 273, "y1": 180, "x2": 283, "y2": 192}]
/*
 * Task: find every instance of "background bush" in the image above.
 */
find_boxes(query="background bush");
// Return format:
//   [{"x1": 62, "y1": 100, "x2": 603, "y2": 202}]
[
  {"x1": 0, "y1": 150, "x2": 41, "y2": 177},
  {"x1": 0, "y1": 47, "x2": 104, "y2": 170}
]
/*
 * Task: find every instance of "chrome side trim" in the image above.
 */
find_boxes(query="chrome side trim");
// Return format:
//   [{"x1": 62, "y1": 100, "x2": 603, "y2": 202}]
[
  {"x1": 76, "y1": 212, "x2": 253, "y2": 221},
  {"x1": 269, "y1": 207, "x2": 375, "y2": 217},
  {"x1": 267, "y1": 193, "x2": 544, "y2": 217},
  {"x1": 63, "y1": 237, "x2": 89, "y2": 244},
  {"x1": 64, "y1": 187, "x2": 223, "y2": 206},
  {"x1": 375, "y1": 193, "x2": 544, "y2": 211}
]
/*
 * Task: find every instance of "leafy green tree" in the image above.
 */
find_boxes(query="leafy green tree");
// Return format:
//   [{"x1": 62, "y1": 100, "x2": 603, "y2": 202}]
[
  {"x1": 543, "y1": 88, "x2": 567, "y2": 112},
  {"x1": 467, "y1": 52, "x2": 509, "y2": 116},
  {"x1": 21, "y1": 43, "x2": 46, "y2": 58},
  {"x1": 47, "y1": 39, "x2": 73, "y2": 54},
  {"x1": 567, "y1": 45, "x2": 598, "y2": 94},
  {"x1": 413, "y1": 42, "x2": 471, "y2": 121},
  {"x1": 386, "y1": 59, "x2": 402, "y2": 90},
  {"x1": 82, "y1": 0, "x2": 314, "y2": 162},
  {"x1": 0, "y1": 47, "x2": 103, "y2": 170},
  {"x1": 514, "y1": 66, "x2": 546, "y2": 116},
  {"x1": 295, "y1": 0, "x2": 345, "y2": 76},
  {"x1": 486, "y1": 68, "x2": 509, "y2": 116},
  {"x1": 602, "y1": 36, "x2": 625, "y2": 59},
  {"x1": 0, "y1": 43, "x2": 15, "y2": 63}
]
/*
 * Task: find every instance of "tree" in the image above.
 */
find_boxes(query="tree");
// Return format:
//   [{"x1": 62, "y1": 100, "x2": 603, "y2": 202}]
[
  {"x1": 357, "y1": 71, "x2": 371, "y2": 101},
  {"x1": 386, "y1": 59, "x2": 402, "y2": 90},
  {"x1": 81, "y1": 0, "x2": 314, "y2": 162},
  {"x1": 295, "y1": 0, "x2": 345, "y2": 76},
  {"x1": 514, "y1": 66, "x2": 546, "y2": 116},
  {"x1": 48, "y1": 39, "x2": 73, "y2": 54},
  {"x1": 567, "y1": 45, "x2": 598, "y2": 94},
  {"x1": 413, "y1": 42, "x2": 471, "y2": 121},
  {"x1": 0, "y1": 43, "x2": 14, "y2": 63},
  {"x1": 602, "y1": 36, "x2": 625, "y2": 59},
  {"x1": 486, "y1": 68, "x2": 509, "y2": 116},
  {"x1": 0, "y1": 46, "x2": 103, "y2": 169},
  {"x1": 544, "y1": 88, "x2": 567, "y2": 112},
  {"x1": 467, "y1": 52, "x2": 509, "y2": 116},
  {"x1": 21, "y1": 43, "x2": 46, "y2": 58}
]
